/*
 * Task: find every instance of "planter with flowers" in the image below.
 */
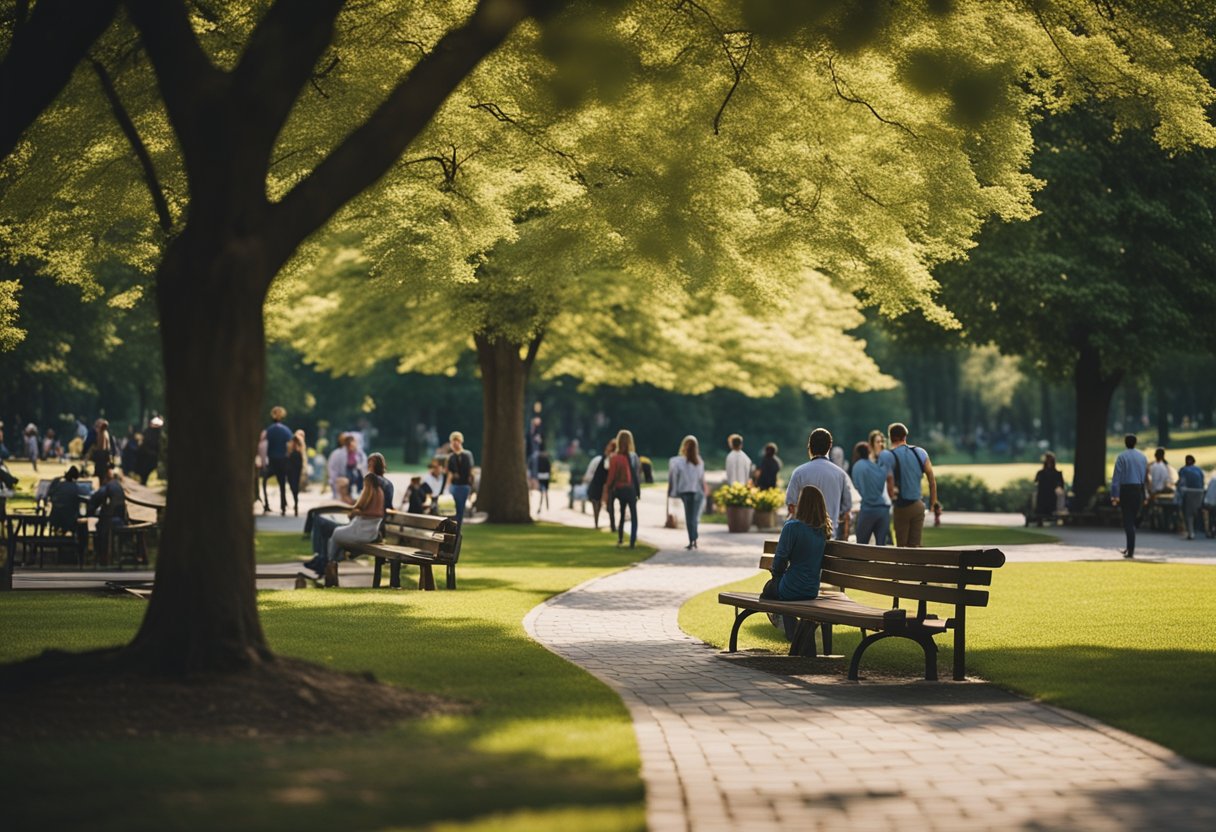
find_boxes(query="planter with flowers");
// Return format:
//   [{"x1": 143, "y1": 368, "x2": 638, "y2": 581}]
[
  {"x1": 714, "y1": 482, "x2": 756, "y2": 532},
  {"x1": 752, "y1": 487, "x2": 784, "y2": 530}
]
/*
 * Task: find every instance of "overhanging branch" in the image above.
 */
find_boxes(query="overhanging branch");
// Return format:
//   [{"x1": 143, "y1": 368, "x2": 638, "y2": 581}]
[{"x1": 90, "y1": 58, "x2": 174, "y2": 233}]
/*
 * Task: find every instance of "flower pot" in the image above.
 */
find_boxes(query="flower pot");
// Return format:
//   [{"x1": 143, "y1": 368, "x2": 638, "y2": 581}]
[
  {"x1": 725, "y1": 505, "x2": 754, "y2": 533},
  {"x1": 753, "y1": 510, "x2": 776, "y2": 530}
]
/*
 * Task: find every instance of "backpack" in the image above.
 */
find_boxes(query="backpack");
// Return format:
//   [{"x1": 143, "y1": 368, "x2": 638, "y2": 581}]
[{"x1": 891, "y1": 445, "x2": 926, "y2": 506}]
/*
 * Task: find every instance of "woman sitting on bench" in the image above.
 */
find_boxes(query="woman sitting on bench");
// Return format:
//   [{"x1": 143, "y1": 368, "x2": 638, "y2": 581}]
[
  {"x1": 323, "y1": 453, "x2": 391, "y2": 579},
  {"x1": 762, "y1": 484, "x2": 829, "y2": 602}
]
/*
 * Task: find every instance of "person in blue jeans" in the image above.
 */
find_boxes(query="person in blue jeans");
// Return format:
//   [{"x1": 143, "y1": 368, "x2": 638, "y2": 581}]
[
  {"x1": 850, "y1": 442, "x2": 890, "y2": 545},
  {"x1": 763, "y1": 484, "x2": 829, "y2": 602},
  {"x1": 446, "y1": 430, "x2": 475, "y2": 525},
  {"x1": 668, "y1": 435, "x2": 706, "y2": 550}
]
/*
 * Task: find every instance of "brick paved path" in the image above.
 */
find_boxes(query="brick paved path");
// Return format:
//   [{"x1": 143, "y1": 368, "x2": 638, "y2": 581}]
[{"x1": 526, "y1": 494, "x2": 1216, "y2": 831}]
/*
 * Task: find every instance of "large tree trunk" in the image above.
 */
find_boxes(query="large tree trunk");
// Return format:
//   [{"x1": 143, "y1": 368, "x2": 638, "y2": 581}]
[
  {"x1": 1071, "y1": 346, "x2": 1121, "y2": 507},
  {"x1": 1155, "y1": 386, "x2": 1170, "y2": 447},
  {"x1": 127, "y1": 232, "x2": 272, "y2": 673},
  {"x1": 474, "y1": 333, "x2": 534, "y2": 523}
]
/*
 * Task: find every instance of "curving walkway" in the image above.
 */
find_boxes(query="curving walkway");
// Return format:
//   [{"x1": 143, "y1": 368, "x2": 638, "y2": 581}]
[{"x1": 525, "y1": 492, "x2": 1216, "y2": 831}]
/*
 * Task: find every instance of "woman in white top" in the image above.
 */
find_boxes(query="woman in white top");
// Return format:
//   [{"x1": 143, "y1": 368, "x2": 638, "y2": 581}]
[
  {"x1": 421, "y1": 457, "x2": 447, "y2": 512},
  {"x1": 668, "y1": 435, "x2": 707, "y2": 550}
]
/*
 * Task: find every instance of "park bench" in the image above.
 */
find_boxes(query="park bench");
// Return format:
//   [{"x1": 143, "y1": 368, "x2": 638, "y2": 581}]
[
  {"x1": 310, "y1": 506, "x2": 463, "y2": 590},
  {"x1": 718, "y1": 539, "x2": 1006, "y2": 681}
]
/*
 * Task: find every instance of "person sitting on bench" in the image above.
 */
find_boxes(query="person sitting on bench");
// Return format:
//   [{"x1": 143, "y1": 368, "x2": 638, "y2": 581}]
[
  {"x1": 47, "y1": 465, "x2": 90, "y2": 534},
  {"x1": 88, "y1": 464, "x2": 126, "y2": 565},
  {"x1": 302, "y1": 454, "x2": 393, "y2": 582},
  {"x1": 762, "y1": 484, "x2": 829, "y2": 603}
]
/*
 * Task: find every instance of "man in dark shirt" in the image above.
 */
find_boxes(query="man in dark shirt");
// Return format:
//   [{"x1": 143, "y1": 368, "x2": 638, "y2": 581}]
[
  {"x1": 264, "y1": 406, "x2": 293, "y2": 516},
  {"x1": 89, "y1": 464, "x2": 126, "y2": 566},
  {"x1": 48, "y1": 466, "x2": 90, "y2": 534},
  {"x1": 446, "y1": 431, "x2": 475, "y2": 525}
]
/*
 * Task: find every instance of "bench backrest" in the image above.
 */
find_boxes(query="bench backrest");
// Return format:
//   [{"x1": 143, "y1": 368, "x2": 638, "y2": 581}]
[
  {"x1": 761, "y1": 539, "x2": 1004, "y2": 608},
  {"x1": 383, "y1": 510, "x2": 462, "y2": 563}
]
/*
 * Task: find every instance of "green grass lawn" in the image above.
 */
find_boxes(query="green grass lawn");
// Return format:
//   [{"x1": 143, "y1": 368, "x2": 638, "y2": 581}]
[
  {"x1": 0, "y1": 523, "x2": 650, "y2": 832},
  {"x1": 681, "y1": 560, "x2": 1216, "y2": 766}
]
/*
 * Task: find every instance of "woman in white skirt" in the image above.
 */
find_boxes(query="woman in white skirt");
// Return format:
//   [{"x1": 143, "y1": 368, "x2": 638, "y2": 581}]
[{"x1": 327, "y1": 453, "x2": 391, "y2": 576}]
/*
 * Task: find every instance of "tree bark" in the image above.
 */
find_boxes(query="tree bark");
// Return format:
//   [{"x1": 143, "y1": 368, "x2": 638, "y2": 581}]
[
  {"x1": 1071, "y1": 346, "x2": 1121, "y2": 507},
  {"x1": 126, "y1": 231, "x2": 272, "y2": 673},
  {"x1": 474, "y1": 333, "x2": 533, "y2": 523},
  {"x1": 1155, "y1": 386, "x2": 1170, "y2": 447}
]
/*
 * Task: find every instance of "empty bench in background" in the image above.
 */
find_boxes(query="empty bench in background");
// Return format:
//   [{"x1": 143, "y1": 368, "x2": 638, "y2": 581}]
[{"x1": 719, "y1": 539, "x2": 1006, "y2": 681}]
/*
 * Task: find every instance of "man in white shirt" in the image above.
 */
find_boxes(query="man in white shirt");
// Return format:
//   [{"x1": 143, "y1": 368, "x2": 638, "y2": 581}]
[
  {"x1": 784, "y1": 428, "x2": 852, "y2": 540},
  {"x1": 724, "y1": 434, "x2": 752, "y2": 486}
]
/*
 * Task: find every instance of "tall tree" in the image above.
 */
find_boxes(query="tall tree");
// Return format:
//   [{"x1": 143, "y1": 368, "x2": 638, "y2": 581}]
[{"x1": 934, "y1": 106, "x2": 1216, "y2": 503}]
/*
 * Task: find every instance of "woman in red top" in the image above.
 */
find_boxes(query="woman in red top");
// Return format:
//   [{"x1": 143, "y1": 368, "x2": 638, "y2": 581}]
[{"x1": 602, "y1": 429, "x2": 640, "y2": 548}]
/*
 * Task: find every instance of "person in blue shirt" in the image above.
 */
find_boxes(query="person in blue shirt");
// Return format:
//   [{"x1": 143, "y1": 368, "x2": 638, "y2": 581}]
[
  {"x1": 1176, "y1": 455, "x2": 1206, "y2": 541},
  {"x1": 763, "y1": 484, "x2": 830, "y2": 603},
  {"x1": 1110, "y1": 433, "x2": 1149, "y2": 557},
  {"x1": 877, "y1": 422, "x2": 938, "y2": 548},
  {"x1": 850, "y1": 442, "x2": 890, "y2": 545},
  {"x1": 262, "y1": 406, "x2": 294, "y2": 516}
]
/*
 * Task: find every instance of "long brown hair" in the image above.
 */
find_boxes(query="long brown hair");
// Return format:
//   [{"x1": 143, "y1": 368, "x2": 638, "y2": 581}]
[
  {"x1": 794, "y1": 485, "x2": 831, "y2": 536},
  {"x1": 615, "y1": 429, "x2": 634, "y2": 455},
  {"x1": 681, "y1": 435, "x2": 700, "y2": 465}
]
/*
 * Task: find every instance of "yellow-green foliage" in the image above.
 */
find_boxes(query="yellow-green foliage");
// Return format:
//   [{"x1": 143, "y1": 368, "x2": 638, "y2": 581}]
[{"x1": 713, "y1": 481, "x2": 756, "y2": 507}]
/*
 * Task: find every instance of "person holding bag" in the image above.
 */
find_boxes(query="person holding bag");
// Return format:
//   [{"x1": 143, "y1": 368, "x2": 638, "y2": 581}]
[{"x1": 602, "y1": 429, "x2": 640, "y2": 548}]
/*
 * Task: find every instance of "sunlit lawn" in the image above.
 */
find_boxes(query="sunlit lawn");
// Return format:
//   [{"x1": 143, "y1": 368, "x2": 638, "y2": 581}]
[
  {"x1": 682, "y1": 559, "x2": 1216, "y2": 766},
  {"x1": 0, "y1": 523, "x2": 651, "y2": 832}
]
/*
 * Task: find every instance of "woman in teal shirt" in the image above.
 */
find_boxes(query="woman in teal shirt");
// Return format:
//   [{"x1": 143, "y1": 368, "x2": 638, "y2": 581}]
[{"x1": 764, "y1": 484, "x2": 830, "y2": 601}]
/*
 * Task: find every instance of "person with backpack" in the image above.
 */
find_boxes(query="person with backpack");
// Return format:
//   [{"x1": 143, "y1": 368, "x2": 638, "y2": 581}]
[
  {"x1": 602, "y1": 429, "x2": 641, "y2": 548},
  {"x1": 878, "y1": 422, "x2": 939, "y2": 548}
]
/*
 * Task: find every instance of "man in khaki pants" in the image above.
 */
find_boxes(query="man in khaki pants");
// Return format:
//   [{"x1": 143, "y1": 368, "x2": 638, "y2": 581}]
[{"x1": 879, "y1": 423, "x2": 940, "y2": 547}]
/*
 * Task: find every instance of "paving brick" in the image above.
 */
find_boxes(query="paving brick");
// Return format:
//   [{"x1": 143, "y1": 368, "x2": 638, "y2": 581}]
[{"x1": 524, "y1": 498, "x2": 1216, "y2": 830}]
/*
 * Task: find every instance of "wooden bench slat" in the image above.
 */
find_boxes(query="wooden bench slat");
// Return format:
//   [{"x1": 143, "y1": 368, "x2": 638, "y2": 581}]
[
  {"x1": 383, "y1": 527, "x2": 451, "y2": 553},
  {"x1": 718, "y1": 591, "x2": 951, "y2": 633},
  {"x1": 821, "y1": 556, "x2": 994, "y2": 586},
  {"x1": 384, "y1": 510, "x2": 449, "y2": 530},
  {"x1": 762, "y1": 538, "x2": 1005, "y2": 568},
  {"x1": 820, "y1": 570, "x2": 989, "y2": 607},
  {"x1": 759, "y1": 554, "x2": 994, "y2": 587}
]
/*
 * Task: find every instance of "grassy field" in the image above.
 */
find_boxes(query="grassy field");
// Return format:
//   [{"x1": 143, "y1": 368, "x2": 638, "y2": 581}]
[
  {"x1": 0, "y1": 523, "x2": 650, "y2": 832},
  {"x1": 681, "y1": 559, "x2": 1216, "y2": 766}
]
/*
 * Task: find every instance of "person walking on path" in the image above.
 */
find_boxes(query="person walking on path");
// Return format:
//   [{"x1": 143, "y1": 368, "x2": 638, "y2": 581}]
[
  {"x1": 585, "y1": 439, "x2": 616, "y2": 531},
  {"x1": 1034, "y1": 452, "x2": 1066, "y2": 523},
  {"x1": 263, "y1": 406, "x2": 293, "y2": 516},
  {"x1": 286, "y1": 430, "x2": 307, "y2": 517},
  {"x1": 762, "y1": 484, "x2": 830, "y2": 603},
  {"x1": 446, "y1": 431, "x2": 475, "y2": 525},
  {"x1": 1176, "y1": 454, "x2": 1205, "y2": 541},
  {"x1": 724, "y1": 434, "x2": 752, "y2": 486},
  {"x1": 850, "y1": 442, "x2": 889, "y2": 545},
  {"x1": 878, "y1": 422, "x2": 938, "y2": 548},
  {"x1": 602, "y1": 428, "x2": 640, "y2": 548},
  {"x1": 754, "y1": 442, "x2": 782, "y2": 490},
  {"x1": 1111, "y1": 433, "x2": 1149, "y2": 558},
  {"x1": 785, "y1": 428, "x2": 852, "y2": 541},
  {"x1": 83, "y1": 418, "x2": 118, "y2": 478},
  {"x1": 23, "y1": 424, "x2": 39, "y2": 471},
  {"x1": 535, "y1": 440, "x2": 552, "y2": 514},
  {"x1": 669, "y1": 435, "x2": 707, "y2": 550}
]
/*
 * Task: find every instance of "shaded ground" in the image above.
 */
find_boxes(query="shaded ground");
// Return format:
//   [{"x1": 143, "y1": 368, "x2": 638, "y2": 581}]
[{"x1": 0, "y1": 651, "x2": 460, "y2": 741}]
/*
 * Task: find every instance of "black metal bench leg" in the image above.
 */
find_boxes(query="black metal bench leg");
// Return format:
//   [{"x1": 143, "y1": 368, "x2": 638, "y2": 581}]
[
  {"x1": 446, "y1": 564, "x2": 456, "y2": 589},
  {"x1": 918, "y1": 634, "x2": 940, "y2": 682},
  {"x1": 848, "y1": 631, "x2": 896, "y2": 681},
  {"x1": 419, "y1": 564, "x2": 435, "y2": 591},
  {"x1": 821, "y1": 623, "x2": 833, "y2": 655},
  {"x1": 728, "y1": 608, "x2": 760, "y2": 652},
  {"x1": 373, "y1": 557, "x2": 384, "y2": 588},
  {"x1": 390, "y1": 560, "x2": 402, "y2": 589}
]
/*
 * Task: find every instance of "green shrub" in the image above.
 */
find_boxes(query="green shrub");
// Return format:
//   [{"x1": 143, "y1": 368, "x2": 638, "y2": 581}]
[
  {"x1": 935, "y1": 473, "x2": 994, "y2": 511},
  {"x1": 935, "y1": 474, "x2": 1035, "y2": 513}
]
